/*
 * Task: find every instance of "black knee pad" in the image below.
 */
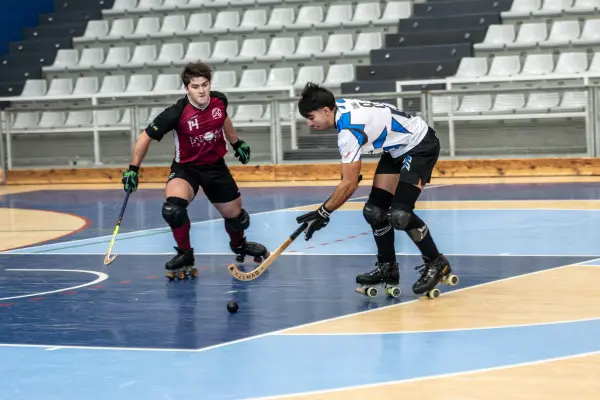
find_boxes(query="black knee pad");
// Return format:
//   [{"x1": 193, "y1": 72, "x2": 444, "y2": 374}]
[
  {"x1": 388, "y1": 207, "x2": 412, "y2": 231},
  {"x1": 363, "y1": 187, "x2": 394, "y2": 227},
  {"x1": 225, "y1": 208, "x2": 250, "y2": 231},
  {"x1": 162, "y1": 197, "x2": 189, "y2": 229}
]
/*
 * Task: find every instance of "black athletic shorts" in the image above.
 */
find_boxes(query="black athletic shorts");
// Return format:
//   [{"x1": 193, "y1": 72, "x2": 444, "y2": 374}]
[
  {"x1": 374, "y1": 127, "x2": 440, "y2": 185},
  {"x1": 167, "y1": 158, "x2": 241, "y2": 203}
]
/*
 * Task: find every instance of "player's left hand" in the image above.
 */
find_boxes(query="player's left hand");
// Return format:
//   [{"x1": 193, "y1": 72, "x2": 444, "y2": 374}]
[
  {"x1": 296, "y1": 204, "x2": 331, "y2": 240},
  {"x1": 232, "y1": 140, "x2": 251, "y2": 164}
]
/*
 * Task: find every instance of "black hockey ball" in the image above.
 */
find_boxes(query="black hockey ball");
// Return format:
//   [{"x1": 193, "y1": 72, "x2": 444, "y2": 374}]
[{"x1": 227, "y1": 301, "x2": 238, "y2": 314}]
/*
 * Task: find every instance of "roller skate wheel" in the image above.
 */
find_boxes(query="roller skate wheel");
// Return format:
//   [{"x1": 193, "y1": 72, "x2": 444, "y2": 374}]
[
  {"x1": 235, "y1": 255, "x2": 245, "y2": 263},
  {"x1": 447, "y1": 274, "x2": 459, "y2": 286},
  {"x1": 427, "y1": 288, "x2": 441, "y2": 299},
  {"x1": 253, "y1": 256, "x2": 262, "y2": 264},
  {"x1": 190, "y1": 268, "x2": 198, "y2": 278},
  {"x1": 177, "y1": 271, "x2": 186, "y2": 280},
  {"x1": 386, "y1": 286, "x2": 401, "y2": 298},
  {"x1": 366, "y1": 287, "x2": 378, "y2": 297}
]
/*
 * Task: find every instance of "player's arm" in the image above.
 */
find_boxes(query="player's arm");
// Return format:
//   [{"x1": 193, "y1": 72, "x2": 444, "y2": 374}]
[
  {"x1": 296, "y1": 130, "x2": 363, "y2": 240},
  {"x1": 223, "y1": 115, "x2": 251, "y2": 164},
  {"x1": 323, "y1": 160, "x2": 362, "y2": 211},
  {"x1": 122, "y1": 104, "x2": 180, "y2": 192}
]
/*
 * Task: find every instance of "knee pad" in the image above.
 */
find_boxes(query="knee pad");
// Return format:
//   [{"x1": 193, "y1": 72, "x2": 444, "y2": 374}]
[
  {"x1": 388, "y1": 207, "x2": 412, "y2": 231},
  {"x1": 363, "y1": 187, "x2": 394, "y2": 226},
  {"x1": 162, "y1": 197, "x2": 189, "y2": 229},
  {"x1": 225, "y1": 208, "x2": 250, "y2": 231}
]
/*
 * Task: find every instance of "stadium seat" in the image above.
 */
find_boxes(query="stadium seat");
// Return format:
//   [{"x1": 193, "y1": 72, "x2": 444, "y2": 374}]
[
  {"x1": 474, "y1": 25, "x2": 516, "y2": 51},
  {"x1": 487, "y1": 56, "x2": 521, "y2": 77}
]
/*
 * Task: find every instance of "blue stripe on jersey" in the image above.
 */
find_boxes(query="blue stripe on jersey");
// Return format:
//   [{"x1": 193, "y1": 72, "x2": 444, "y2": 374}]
[
  {"x1": 391, "y1": 116, "x2": 409, "y2": 133},
  {"x1": 373, "y1": 127, "x2": 387, "y2": 149},
  {"x1": 336, "y1": 112, "x2": 367, "y2": 146}
]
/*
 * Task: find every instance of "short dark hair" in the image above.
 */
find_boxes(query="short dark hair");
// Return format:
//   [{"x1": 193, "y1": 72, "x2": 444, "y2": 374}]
[
  {"x1": 298, "y1": 82, "x2": 336, "y2": 118},
  {"x1": 181, "y1": 61, "x2": 212, "y2": 87}
]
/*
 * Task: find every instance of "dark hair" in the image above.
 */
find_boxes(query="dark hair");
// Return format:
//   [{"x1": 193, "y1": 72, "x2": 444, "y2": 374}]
[
  {"x1": 181, "y1": 61, "x2": 212, "y2": 86},
  {"x1": 298, "y1": 82, "x2": 336, "y2": 118}
]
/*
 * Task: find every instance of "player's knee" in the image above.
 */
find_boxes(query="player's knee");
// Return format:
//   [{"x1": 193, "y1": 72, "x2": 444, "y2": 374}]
[
  {"x1": 363, "y1": 187, "x2": 394, "y2": 227},
  {"x1": 162, "y1": 197, "x2": 189, "y2": 229},
  {"x1": 387, "y1": 207, "x2": 412, "y2": 231},
  {"x1": 225, "y1": 208, "x2": 250, "y2": 231}
]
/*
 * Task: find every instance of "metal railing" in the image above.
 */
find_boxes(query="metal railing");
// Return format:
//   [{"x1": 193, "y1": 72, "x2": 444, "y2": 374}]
[{"x1": 0, "y1": 77, "x2": 599, "y2": 171}]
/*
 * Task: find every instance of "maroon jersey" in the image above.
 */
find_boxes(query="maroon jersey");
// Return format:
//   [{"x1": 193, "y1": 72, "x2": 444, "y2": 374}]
[{"x1": 145, "y1": 91, "x2": 229, "y2": 165}]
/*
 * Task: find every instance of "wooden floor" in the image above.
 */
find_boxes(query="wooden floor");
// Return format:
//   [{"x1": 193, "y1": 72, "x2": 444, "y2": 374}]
[{"x1": 1, "y1": 175, "x2": 600, "y2": 399}]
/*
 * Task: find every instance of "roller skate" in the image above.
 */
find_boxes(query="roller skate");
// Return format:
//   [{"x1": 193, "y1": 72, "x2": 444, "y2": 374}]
[
  {"x1": 165, "y1": 247, "x2": 198, "y2": 281},
  {"x1": 355, "y1": 261, "x2": 401, "y2": 298},
  {"x1": 230, "y1": 238, "x2": 270, "y2": 264},
  {"x1": 412, "y1": 254, "x2": 459, "y2": 299}
]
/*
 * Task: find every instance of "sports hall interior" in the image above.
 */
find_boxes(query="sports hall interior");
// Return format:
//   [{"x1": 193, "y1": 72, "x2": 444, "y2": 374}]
[{"x1": 1, "y1": 0, "x2": 600, "y2": 399}]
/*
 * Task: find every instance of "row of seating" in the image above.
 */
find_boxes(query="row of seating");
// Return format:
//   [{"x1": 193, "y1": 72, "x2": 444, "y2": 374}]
[
  {"x1": 8, "y1": 90, "x2": 587, "y2": 133},
  {"x1": 433, "y1": 91, "x2": 587, "y2": 114},
  {"x1": 105, "y1": 0, "x2": 380, "y2": 15},
  {"x1": 9, "y1": 102, "x2": 298, "y2": 131},
  {"x1": 20, "y1": 65, "x2": 354, "y2": 98},
  {"x1": 475, "y1": 19, "x2": 600, "y2": 52},
  {"x1": 501, "y1": 0, "x2": 600, "y2": 19},
  {"x1": 75, "y1": 2, "x2": 407, "y2": 43},
  {"x1": 45, "y1": 33, "x2": 381, "y2": 73},
  {"x1": 454, "y1": 52, "x2": 600, "y2": 80}
]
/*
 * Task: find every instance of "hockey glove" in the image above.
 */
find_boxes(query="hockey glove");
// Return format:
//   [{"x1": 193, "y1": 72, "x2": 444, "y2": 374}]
[
  {"x1": 296, "y1": 204, "x2": 331, "y2": 240},
  {"x1": 232, "y1": 140, "x2": 251, "y2": 164},
  {"x1": 122, "y1": 165, "x2": 139, "y2": 192}
]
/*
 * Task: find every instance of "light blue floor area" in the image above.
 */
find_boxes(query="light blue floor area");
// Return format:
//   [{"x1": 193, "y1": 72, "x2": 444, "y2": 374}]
[
  {"x1": 1, "y1": 318, "x2": 600, "y2": 400},
  {"x1": 7, "y1": 209, "x2": 600, "y2": 257}
]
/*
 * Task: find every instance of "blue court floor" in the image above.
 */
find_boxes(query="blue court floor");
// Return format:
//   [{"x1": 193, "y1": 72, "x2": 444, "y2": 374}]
[{"x1": 1, "y1": 182, "x2": 600, "y2": 399}]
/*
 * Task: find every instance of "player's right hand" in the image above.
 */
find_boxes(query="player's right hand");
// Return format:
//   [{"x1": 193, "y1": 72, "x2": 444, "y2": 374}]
[
  {"x1": 122, "y1": 165, "x2": 139, "y2": 192},
  {"x1": 296, "y1": 204, "x2": 331, "y2": 240}
]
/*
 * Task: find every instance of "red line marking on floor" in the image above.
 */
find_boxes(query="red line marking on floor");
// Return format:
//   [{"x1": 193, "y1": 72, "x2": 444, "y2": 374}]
[
  {"x1": 118, "y1": 280, "x2": 132, "y2": 284},
  {"x1": 89, "y1": 285, "x2": 104, "y2": 289},
  {"x1": 0, "y1": 303, "x2": 13, "y2": 307},
  {"x1": 28, "y1": 297, "x2": 44, "y2": 301},
  {"x1": 320, "y1": 243, "x2": 330, "y2": 246},
  {"x1": 61, "y1": 291, "x2": 77, "y2": 295}
]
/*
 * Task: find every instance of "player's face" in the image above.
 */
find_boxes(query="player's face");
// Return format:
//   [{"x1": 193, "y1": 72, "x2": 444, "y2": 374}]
[
  {"x1": 305, "y1": 108, "x2": 333, "y2": 130},
  {"x1": 185, "y1": 77, "x2": 210, "y2": 108}
]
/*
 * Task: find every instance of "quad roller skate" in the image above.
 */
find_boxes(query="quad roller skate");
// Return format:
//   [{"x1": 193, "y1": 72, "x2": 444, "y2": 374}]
[
  {"x1": 412, "y1": 254, "x2": 459, "y2": 299},
  {"x1": 231, "y1": 238, "x2": 270, "y2": 264},
  {"x1": 165, "y1": 247, "x2": 198, "y2": 281},
  {"x1": 355, "y1": 261, "x2": 402, "y2": 298}
]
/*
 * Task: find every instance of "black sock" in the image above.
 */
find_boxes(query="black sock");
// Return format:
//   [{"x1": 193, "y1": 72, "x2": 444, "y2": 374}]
[
  {"x1": 373, "y1": 223, "x2": 396, "y2": 263},
  {"x1": 406, "y1": 213, "x2": 440, "y2": 261}
]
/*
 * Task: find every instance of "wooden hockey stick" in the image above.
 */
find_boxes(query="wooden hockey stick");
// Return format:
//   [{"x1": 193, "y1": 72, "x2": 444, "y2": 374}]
[
  {"x1": 227, "y1": 174, "x2": 363, "y2": 280},
  {"x1": 104, "y1": 188, "x2": 132, "y2": 265},
  {"x1": 227, "y1": 222, "x2": 308, "y2": 281}
]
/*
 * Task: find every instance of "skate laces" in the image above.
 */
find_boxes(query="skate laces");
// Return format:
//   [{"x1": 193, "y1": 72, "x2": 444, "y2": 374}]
[{"x1": 414, "y1": 262, "x2": 437, "y2": 280}]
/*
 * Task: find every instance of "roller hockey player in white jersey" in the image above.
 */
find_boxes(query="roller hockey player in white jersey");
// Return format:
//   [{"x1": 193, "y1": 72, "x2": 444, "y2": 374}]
[{"x1": 295, "y1": 83, "x2": 458, "y2": 299}]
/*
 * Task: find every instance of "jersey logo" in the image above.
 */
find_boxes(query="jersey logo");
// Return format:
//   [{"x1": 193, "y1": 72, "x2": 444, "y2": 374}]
[
  {"x1": 212, "y1": 108, "x2": 223, "y2": 119},
  {"x1": 402, "y1": 155, "x2": 412, "y2": 171}
]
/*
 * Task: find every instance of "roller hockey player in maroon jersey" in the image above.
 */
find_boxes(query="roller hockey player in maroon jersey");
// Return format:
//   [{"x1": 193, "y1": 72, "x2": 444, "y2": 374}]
[
  {"x1": 121, "y1": 62, "x2": 269, "y2": 280},
  {"x1": 295, "y1": 83, "x2": 458, "y2": 299}
]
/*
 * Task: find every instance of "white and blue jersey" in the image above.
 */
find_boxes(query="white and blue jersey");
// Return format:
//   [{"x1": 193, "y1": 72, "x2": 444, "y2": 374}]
[{"x1": 335, "y1": 98, "x2": 429, "y2": 164}]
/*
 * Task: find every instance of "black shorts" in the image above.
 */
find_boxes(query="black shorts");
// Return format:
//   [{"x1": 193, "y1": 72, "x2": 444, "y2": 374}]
[
  {"x1": 374, "y1": 127, "x2": 440, "y2": 185},
  {"x1": 167, "y1": 158, "x2": 241, "y2": 204}
]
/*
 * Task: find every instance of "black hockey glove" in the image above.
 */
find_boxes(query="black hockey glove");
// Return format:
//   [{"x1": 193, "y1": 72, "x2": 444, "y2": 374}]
[
  {"x1": 122, "y1": 165, "x2": 139, "y2": 192},
  {"x1": 232, "y1": 139, "x2": 251, "y2": 164},
  {"x1": 296, "y1": 204, "x2": 331, "y2": 240}
]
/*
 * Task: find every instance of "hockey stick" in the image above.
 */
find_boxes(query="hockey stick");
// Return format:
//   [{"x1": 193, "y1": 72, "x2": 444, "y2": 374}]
[
  {"x1": 227, "y1": 222, "x2": 308, "y2": 281},
  {"x1": 227, "y1": 174, "x2": 363, "y2": 280},
  {"x1": 104, "y1": 188, "x2": 132, "y2": 265}
]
